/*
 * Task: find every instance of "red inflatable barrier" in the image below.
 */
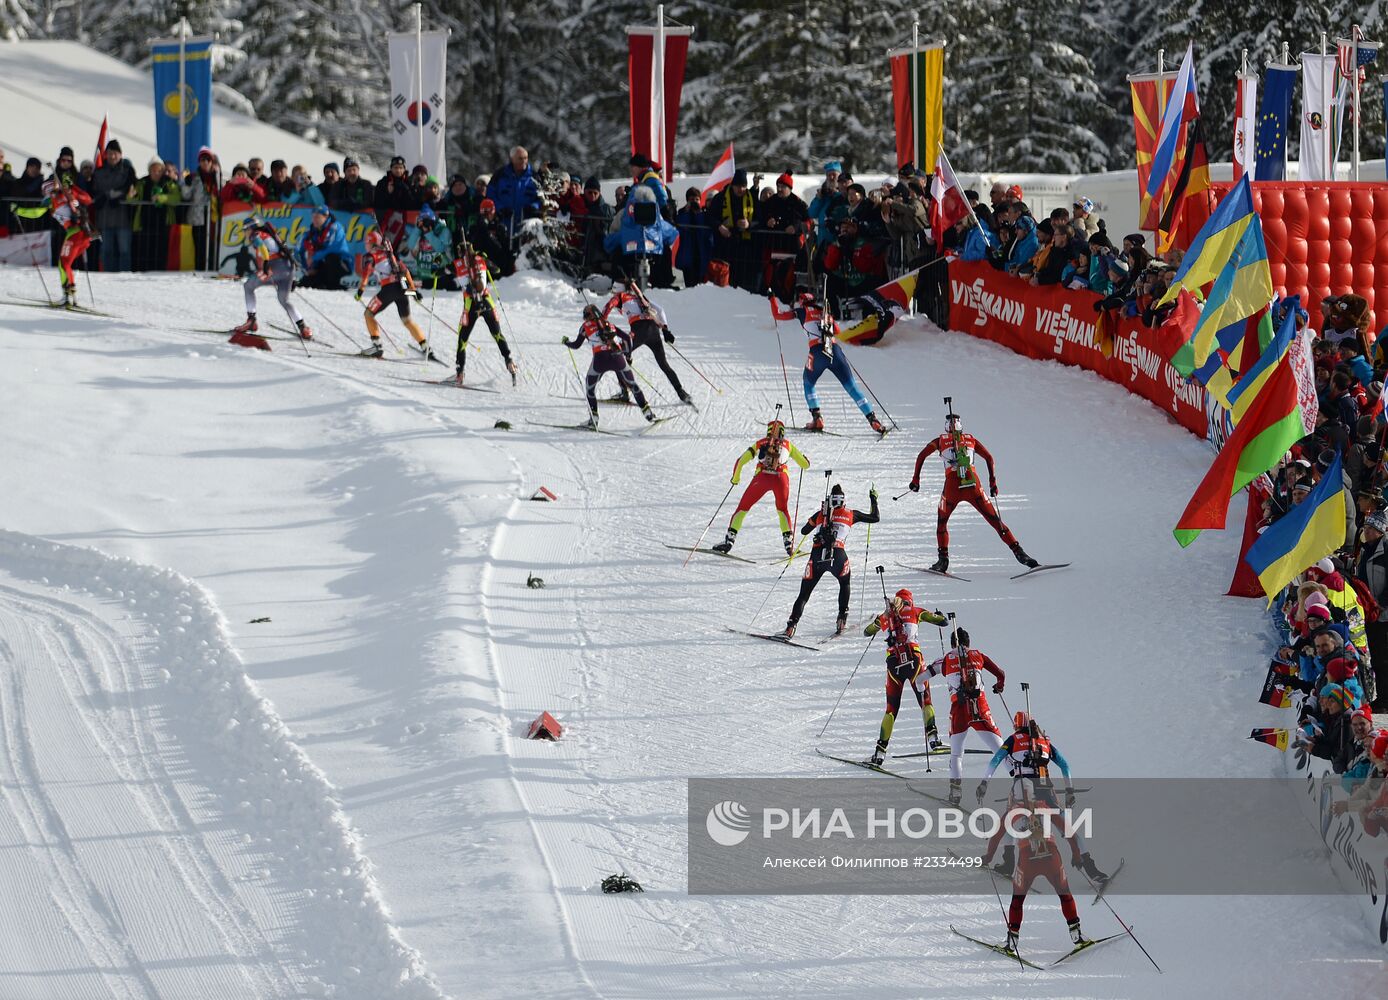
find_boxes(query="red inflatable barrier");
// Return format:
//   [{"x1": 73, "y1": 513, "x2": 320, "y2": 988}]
[
  {"x1": 946, "y1": 261, "x2": 1208, "y2": 438},
  {"x1": 1208, "y1": 181, "x2": 1388, "y2": 337}
]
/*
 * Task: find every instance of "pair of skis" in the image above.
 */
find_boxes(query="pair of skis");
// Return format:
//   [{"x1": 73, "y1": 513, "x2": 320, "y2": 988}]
[
  {"x1": 526, "y1": 416, "x2": 677, "y2": 436},
  {"x1": 5, "y1": 296, "x2": 114, "y2": 318},
  {"x1": 950, "y1": 924, "x2": 1127, "y2": 970},
  {"x1": 895, "y1": 560, "x2": 1071, "y2": 583}
]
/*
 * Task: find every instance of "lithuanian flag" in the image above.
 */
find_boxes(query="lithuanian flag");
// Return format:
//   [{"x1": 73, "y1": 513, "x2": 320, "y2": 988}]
[
  {"x1": 1173, "y1": 356, "x2": 1302, "y2": 546},
  {"x1": 1243, "y1": 450, "x2": 1346, "y2": 604},
  {"x1": 1248, "y1": 727, "x2": 1290, "y2": 750}
]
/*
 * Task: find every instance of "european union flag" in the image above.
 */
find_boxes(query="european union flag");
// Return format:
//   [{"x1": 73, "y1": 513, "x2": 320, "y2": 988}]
[{"x1": 1255, "y1": 66, "x2": 1297, "y2": 181}]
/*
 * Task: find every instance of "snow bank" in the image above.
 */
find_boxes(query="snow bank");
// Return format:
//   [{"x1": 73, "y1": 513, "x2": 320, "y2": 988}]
[{"x1": 0, "y1": 529, "x2": 445, "y2": 1000}]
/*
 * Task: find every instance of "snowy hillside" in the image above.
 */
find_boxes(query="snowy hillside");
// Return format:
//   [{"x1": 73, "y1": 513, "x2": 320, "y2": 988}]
[{"x1": 0, "y1": 267, "x2": 1382, "y2": 998}]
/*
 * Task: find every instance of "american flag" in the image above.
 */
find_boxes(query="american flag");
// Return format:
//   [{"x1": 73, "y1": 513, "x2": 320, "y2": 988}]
[{"x1": 1336, "y1": 28, "x2": 1379, "y2": 83}]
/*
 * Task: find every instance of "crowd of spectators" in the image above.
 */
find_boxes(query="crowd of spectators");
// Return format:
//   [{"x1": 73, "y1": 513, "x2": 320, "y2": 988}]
[
  {"x1": 947, "y1": 181, "x2": 1187, "y2": 329},
  {"x1": 1249, "y1": 290, "x2": 1388, "y2": 841}
]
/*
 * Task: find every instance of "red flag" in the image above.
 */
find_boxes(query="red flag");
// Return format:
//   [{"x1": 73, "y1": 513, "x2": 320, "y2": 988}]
[
  {"x1": 1152, "y1": 288, "x2": 1200, "y2": 361},
  {"x1": 626, "y1": 24, "x2": 692, "y2": 181},
  {"x1": 94, "y1": 115, "x2": 109, "y2": 169},
  {"x1": 702, "y1": 143, "x2": 735, "y2": 197},
  {"x1": 930, "y1": 150, "x2": 969, "y2": 250}
]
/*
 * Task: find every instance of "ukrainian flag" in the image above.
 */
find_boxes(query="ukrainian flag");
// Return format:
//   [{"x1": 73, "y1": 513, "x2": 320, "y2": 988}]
[
  {"x1": 1225, "y1": 299, "x2": 1298, "y2": 424},
  {"x1": 1194, "y1": 308, "x2": 1273, "y2": 408},
  {"x1": 1171, "y1": 216, "x2": 1273, "y2": 377},
  {"x1": 1159, "y1": 174, "x2": 1257, "y2": 307},
  {"x1": 1243, "y1": 449, "x2": 1347, "y2": 605}
]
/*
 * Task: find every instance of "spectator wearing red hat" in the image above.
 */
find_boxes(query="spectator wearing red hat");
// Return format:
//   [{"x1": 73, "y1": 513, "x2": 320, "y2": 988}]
[
  {"x1": 1357, "y1": 730, "x2": 1388, "y2": 837},
  {"x1": 467, "y1": 197, "x2": 515, "y2": 277},
  {"x1": 1332, "y1": 706, "x2": 1383, "y2": 812},
  {"x1": 758, "y1": 172, "x2": 808, "y2": 298},
  {"x1": 181, "y1": 146, "x2": 222, "y2": 270}
]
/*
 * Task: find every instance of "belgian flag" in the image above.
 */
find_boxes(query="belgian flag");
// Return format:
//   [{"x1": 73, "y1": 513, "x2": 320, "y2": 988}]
[{"x1": 1248, "y1": 727, "x2": 1290, "y2": 750}]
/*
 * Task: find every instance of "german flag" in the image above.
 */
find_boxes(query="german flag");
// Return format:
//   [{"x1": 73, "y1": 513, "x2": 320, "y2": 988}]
[
  {"x1": 1258, "y1": 661, "x2": 1296, "y2": 708},
  {"x1": 1248, "y1": 727, "x2": 1290, "y2": 750}
]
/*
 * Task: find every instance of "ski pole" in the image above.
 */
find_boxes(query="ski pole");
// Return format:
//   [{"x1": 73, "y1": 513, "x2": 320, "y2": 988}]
[
  {"x1": 424, "y1": 273, "x2": 439, "y2": 355},
  {"x1": 82, "y1": 247, "x2": 96, "y2": 306},
  {"x1": 1079, "y1": 873, "x2": 1162, "y2": 972},
  {"x1": 845, "y1": 355, "x2": 899, "y2": 430},
  {"x1": 295, "y1": 291, "x2": 365, "y2": 350},
  {"x1": 26, "y1": 230, "x2": 54, "y2": 304},
  {"x1": 788, "y1": 465, "x2": 805, "y2": 563},
  {"x1": 818, "y1": 631, "x2": 875, "y2": 738},
  {"x1": 892, "y1": 487, "x2": 914, "y2": 502},
  {"x1": 858, "y1": 491, "x2": 874, "y2": 618},
  {"x1": 564, "y1": 342, "x2": 595, "y2": 422},
  {"x1": 985, "y1": 867, "x2": 1028, "y2": 971},
  {"x1": 682, "y1": 481, "x2": 737, "y2": 569},
  {"x1": 667, "y1": 341, "x2": 723, "y2": 394},
  {"x1": 770, "y1": 298, "x2": 797, "y2": 427}
]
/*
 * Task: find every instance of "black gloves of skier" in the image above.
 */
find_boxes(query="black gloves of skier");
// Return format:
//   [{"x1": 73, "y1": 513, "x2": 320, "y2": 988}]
[
  {"x1": 975, "y1": 781, "x2": 988, "y2": 804},
  {"x1": 989, "y1": 481, "x2": 998, "y2": 498},
  {"x1": 1065, "y1": 788, "x2": 1077, "y2": 809},
  {"x1": 992, "y1": 681, "x2": 1004, "y2": 694},
  {"x1": 662, "y1": 325, "x2": 675, "y2": 344},
  {"x1": 909, "y1": 481, "x2": 920, "y2": 492},
  {"x1": 411, "y1": 288, "x2": 424, "y2": 301}
]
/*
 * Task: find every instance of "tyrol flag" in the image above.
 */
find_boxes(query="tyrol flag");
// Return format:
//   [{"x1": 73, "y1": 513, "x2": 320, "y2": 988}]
[
  {"x1": 1254, "y1": 64, "x2": 1297, "y2": 181},
  {"x1": 627, "y1": 17, "x2": 693, "y2": 181},
  {"x1": 1232, "y1": 71, "x2": 1258, "y2": 181},
  {"x1": 889, "y1": 40, "x2": 944, "y2": 174},
  {"x1": 387, "y1": 25, "x2": 448, "y2": 181},
  {"x1": 1299, "y1": 53, "x2": 1339, "y2": 181},
  {"x1": 151, "y1": 31, "x2": 212, "y2": 174}
]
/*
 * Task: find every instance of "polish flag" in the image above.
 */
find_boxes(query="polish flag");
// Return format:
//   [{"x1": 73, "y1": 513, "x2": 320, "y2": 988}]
[
  {"x1": 701, "y1": 143, "x2": 735, "y2": 198},
  {"x1": 930, "y1": 149, "x2": 971, "y2": 249},
  {"x1": 94, "y1": 115, "x2": 109, "y2": 169}
]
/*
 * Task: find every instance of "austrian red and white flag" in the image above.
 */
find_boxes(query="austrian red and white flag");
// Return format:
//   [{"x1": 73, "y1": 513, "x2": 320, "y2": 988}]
[
  {"x1": 930, "y1": 150, "x2": 971, "y2": 249},
  {"x1": 1232, "y1": 72, "x2": 1258, "y2": 181},
  {"x1": 94, "y1": 115, "x2": 109, "y2": 169},
  {"x1": 702, "y1": 143, "x2": 735, "y2": 197},
  {"x1": 626, "y1": 22, "x2": 693, "y2": 181}
]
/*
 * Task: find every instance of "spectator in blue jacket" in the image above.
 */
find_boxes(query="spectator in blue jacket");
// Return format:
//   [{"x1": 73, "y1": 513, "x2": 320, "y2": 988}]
[
  {"x1": 675, "y1": 186, "x2": 714, "y2": 288},
  {"x1": 956, "y1": 214, "x2": 994, "y2": 262},
  {"x1": 1004, "y1": 204, "x2": 1038, "y2": 276},
  {"x1": 486, "y1": 146, "x2": 542, "y2": 241},
  {"x1": 285, "y1": 165, "x2": 326, "y2": 207},
  {"x1": 809, "y1": 160, "x2": 846, "y2": 235},
  {"x1": 604, "y1": 181, "x2": 678, "y2": 287},
  {"x1": 628, "y1": 154, "x2": 670, "y2": 214},
  {"x1": 296, "y1": 205, "x2": 353, "y2": 289}
]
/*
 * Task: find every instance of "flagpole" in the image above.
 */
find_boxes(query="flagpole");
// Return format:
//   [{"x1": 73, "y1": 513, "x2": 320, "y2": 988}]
[
  {"x1": 656, "y1": 4, "x2": 667, "y2": 181},
  {"x1": 1157, "y1": 48, "x2": 1166, "y2": 124},
  {"x1": 415, "y1": 3, "x2": 424, "y2": 172},
  {"x1": 911, "y1": 20, "x2": 921, "y2": 170},
  {"x1": 177, "y1": 17, "x2": 187, "y2": 179},
  {"x1": 1282, "y1": 43, "x2": 1291, "y2": 178},
  {"x1": 1321, "y1": 32, "x2": 1331, "y2": 179},
  {"x1": 1239, "y1": 48, "x2": 1248, "y2": 180},
  {"x1": 1352, "y1": 26, "x2": 1361, "y2": 181}
]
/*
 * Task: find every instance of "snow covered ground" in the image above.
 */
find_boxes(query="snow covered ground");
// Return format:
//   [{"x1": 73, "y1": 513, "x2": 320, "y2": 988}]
[{"x1": 0, "y1": 267, "x2": 1384, "y2": 998}]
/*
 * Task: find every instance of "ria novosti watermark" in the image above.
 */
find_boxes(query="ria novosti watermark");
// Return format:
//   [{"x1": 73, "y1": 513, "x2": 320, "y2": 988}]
[{"x1": 688, "y1": 778, "x2": 1368, "y2": 895}]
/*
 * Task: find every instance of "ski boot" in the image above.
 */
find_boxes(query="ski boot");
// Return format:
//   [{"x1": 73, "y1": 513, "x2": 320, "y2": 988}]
[
  {"x1": 835, "y1": 612, "x2": 848, "y2": 636},
  {"x1": 453, "y1": 367, "x2": 466, "y2": 386},
  {"x1": 678, "y1": 389, "x2": 694, "y2": 406},
  {"x1": 361, "y1": 339, "x2": 384, "y2": 359},
  {"x1": 948, "y1": 778, "x2": 962, "y2": 806},
  {"x1": 62, "y1": 282, "x2": 77, "y2": 308},
  {"x1": 929, "y1": 548, "x2": 949, "y2": 573},
  {"x1": 866, "y1": 412, "x2": 886, "y2": 434},
  {"x1": 1068, "y1": 919, "x2": 1088, "y2": 946},
  {"x1": 295, "y1": 320, "x2": 313, "y2": 341},
  {"x1": 1005, "y1": 930, "x2": 1020, "y2": 954},
  {"x1": 506, "y1": 358, "x2": 518, "y2": 385},
  {"x1": 642, "y1": 404, "x2": 657, "y2": 423},
  {"x1": 782, "y1": 619, "x2": 797, "y2": 640},
  {"x1": 868, "y1": 746, "x2": 886, "y2": 767},
  {"x1": 782, "y1": 530, "x2": 795, "y2": 556},
  {"x1": 1076, "y1": 852, "x2": 1109, "y2": 885},
  {"x1": 711, "y1": 529, "x2": 737, "y2": 554},
  {"x1": 584, "y1": 415, "x2": 600, "y2": 431},
  {"x1": 607, "y1": 390, "x2": 633, "y2": 404},
  {"x1": 232, "y1": 313, "x2": 259, "y2": 335},
  {"x1": 926, "y1": 727, "x2": 944, "y2": 753},
  {"x1": 993, "y1": 844, "x2": 1015, "y2": 877},
  {"x1": 1011, "y1": 543, "x2": 1039, "y2": 569},
  {"x1": 804, "y1": 408, "x2": 825, "y2": 432}
]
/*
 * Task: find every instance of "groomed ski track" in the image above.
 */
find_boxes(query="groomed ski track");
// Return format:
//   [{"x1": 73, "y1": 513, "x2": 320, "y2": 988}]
[{"x1": 0, "y1": 270, "x2": 1382, "y2": 999}]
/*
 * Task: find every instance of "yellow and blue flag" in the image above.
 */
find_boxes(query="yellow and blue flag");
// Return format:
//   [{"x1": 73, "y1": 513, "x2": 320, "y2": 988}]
[
  {"x1": 1160, "y1": 174, "x2": 1257, "y2": 307},
  {"x1": 1171, "y1": 216, "x2": 1273, "y2": 377},
  {"x1": 151, "y1": 32, "x2": 213, "y2": 174},
  {"x1": 1243, "y1": 448, "x2": 1346, "y2": 605}
]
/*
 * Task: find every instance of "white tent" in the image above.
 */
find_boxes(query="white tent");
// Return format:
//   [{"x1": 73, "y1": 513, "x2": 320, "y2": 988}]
[{"x1": 0, "y1": 40, "x2": 375, "y2": 178}]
